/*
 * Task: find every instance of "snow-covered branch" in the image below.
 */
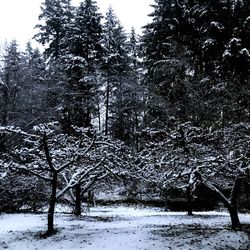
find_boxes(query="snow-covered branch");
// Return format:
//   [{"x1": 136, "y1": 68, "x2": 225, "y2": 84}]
[{"x1": 56, "y1": 158, "x2": 106, "y2": 200}]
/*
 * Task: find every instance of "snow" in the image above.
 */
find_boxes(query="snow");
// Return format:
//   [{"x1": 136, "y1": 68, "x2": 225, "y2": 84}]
[
  {"x1": 210, "y1": 21, "x2": 224, "y2": 30},
  {"x1": 229, "y1": 37, "x2": 241, "y2": 46},
  {"x1": 0, "y1": 171, "x2": 8, "y2": 178},
  {"x1": 240, "y1": 48, "x2": 250, "y2": 57},
  {"x1": 202, "y1": 38, "x2": 216, "y2": 48},
  {"x1": 0, "y1": 206, "x2": 249, "y2": 250}
]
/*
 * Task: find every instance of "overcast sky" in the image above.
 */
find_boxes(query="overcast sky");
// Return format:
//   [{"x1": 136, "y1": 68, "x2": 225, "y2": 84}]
[{"x1": 0, "y1": 0, "x2": 154, "y2": 50}]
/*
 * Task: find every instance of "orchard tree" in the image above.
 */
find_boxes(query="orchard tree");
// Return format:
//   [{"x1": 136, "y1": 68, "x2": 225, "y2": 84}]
[
  {"x1": 0, "y1": 123, "x2": 126, "y2": 235},
  {"x1": 0, "y1": 171, "x2": 48, "y2": 213},
  {"x1": 57, "y1": 127, "x2": 124, "y2": 216},
  {"x1": 133, "y1": 122, "x2": 250, "y2": 230}
]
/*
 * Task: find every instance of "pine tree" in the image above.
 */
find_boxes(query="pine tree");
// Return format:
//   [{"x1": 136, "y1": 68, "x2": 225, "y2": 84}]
[
  {"x1": 142, "y1": 0, "x2": 250, "y2": 126},
  {"x1": 142, "y1": 0, "x2": 188, "y2": 126},
  {"x1": 14, "y1": 42, "x2": 47, "y2": 128},
  {"x1": 63, "y1": 0, "x2": 103, "y2": 129},
  {"x1": 184, "y1": 0, "x2": 250, "y2": 123},
  {"x1": 34, "y1": 0, "x2": 74, "y2": 59},
  {"x1": 119, "y1": 28, "x2": 145, "y2": 149},
  {"x1": 184, "y1": 0, "x2": 249, "y2": 77},
  {"x1": 101, "y1": 7, "x2": 131, "y2": 137},
  {"x1": 0, "y1": 40, "x2": 22, "y2": 125}
]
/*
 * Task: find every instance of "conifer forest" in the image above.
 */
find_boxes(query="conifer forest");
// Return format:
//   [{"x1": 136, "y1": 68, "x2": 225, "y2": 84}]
[{"x1": 0, "y1": 1, "x2": 249, "y2": 249}]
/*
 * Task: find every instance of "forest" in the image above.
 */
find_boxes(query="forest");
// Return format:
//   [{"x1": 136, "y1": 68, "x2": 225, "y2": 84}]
[{"x1": 0, "y1": 0, "x2": 249, "y2": 243}]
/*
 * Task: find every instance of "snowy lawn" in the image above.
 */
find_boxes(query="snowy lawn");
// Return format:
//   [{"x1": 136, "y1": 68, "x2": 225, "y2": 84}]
[{"x1": 0, "y1": 206, "x2": 249, "y2": 250}]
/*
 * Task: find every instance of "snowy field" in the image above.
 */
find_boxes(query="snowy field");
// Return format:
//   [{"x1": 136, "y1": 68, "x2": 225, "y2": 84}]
[{"x1": 0, "y1": 206, "x2": 249, "y2": 250}]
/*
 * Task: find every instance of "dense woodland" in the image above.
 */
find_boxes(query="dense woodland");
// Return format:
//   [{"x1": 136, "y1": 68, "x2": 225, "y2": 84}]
[{"x1": 0, "y1": 0, "x2": 249, "y2": 235}]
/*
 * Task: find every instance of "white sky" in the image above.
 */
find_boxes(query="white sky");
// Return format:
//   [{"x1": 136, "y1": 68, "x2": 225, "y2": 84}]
[{"x1": 0, "y1": 0, "x2": 154, "y2": 50}]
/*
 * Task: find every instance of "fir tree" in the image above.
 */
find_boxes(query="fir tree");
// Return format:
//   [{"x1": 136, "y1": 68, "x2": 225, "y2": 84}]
[
  {"x1": 142, "y1": 0, "x2": 250, "y2": 126},
  {"x1": 184, "y1": 0, "x2": 250, "y2": 123},
  {"x1": 142, "y1": 0, "x2": 188, "y2": 126},
  {"x1": 101, "y1": 7, "x2": 131, "y2": 137},
  {"x1": 14, "y1": 42, "x2": 47, "y2": 128},
  {"x1": 34, "y1": 0, "x2": 74, "y2": 59},
  {"x1": 0, "y1": 40, "x2": 22, "y2": 125},
  {"x1": 63, "y1": 0, "x2": 103, "y2": 129}
]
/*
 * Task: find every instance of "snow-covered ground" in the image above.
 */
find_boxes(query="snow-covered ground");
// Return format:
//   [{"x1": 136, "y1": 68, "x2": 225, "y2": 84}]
[{"x1": 0, "y1": 206, "x2": 249, "y2": 250}]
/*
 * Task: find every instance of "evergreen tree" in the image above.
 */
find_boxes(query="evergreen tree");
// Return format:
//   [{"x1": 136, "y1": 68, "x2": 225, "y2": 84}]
[
  {"x1": 142, "y1": 0, "x2": 188, "y2": 126},
  {"x1": 142, "y1": 0, "x2": 250, "y2": 126},
  {"x1": 14, "y1": 42, "x2": 47, "y2": 128},
  {"x1": 119, "y1": 28, "x2": 146, "y2": 149},
  {"x1": 128, "y1": 27, "x2": 140, "y2": 70},
  {"x1": 34, "y1": 0, "x2": 74, "y2": 59},
  {"x1": 0, "y1": 40, "x2": 22, "y2": 125},
  {"x1": 63, "y1": 0, "x2": 103, "y2": 130},
  {"x1": 101, "y1": 7, "x2": 131, "y2": 138},
  {"x1": 185, "y1": 0, "x2": 250, "y2": 77},
  {"x1": 184, "y1": 0, "x2": 250, "y2": 124}
]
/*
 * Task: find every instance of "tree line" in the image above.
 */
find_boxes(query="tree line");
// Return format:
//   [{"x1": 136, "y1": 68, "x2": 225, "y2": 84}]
[{"x1": 0, "y1": 0, "x2": 249, "y2": 234}]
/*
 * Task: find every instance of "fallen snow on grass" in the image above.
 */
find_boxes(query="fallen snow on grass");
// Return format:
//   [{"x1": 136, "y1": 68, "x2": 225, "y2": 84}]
[{"x1": 0, "y1": 206, "x2": 249, "y2": 250}]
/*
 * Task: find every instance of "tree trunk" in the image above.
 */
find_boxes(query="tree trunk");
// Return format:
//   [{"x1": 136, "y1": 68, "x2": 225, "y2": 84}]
[
  {"x1": 33, "y1": 202, "x2": 37, "y2": 213},
  {"x1": 97, "y1": 101, "x2": 101, "y2": 131},
  {"x1": 2, "y1": 85, "x2": 8, "y2": 125},
  {"x1": 134, "y1": 110, "x2": 139, "y2": 152},
  {"x1": 87, "y1": 190, "x2": 95, "y2": 207},
  {"x1": 228, "y1": 177, "x2": 243, "y2": 230},
  {"x1": 74, "y1": 183, "x2": 82, "y2": 216},
  {"x1": 105, "y1": 80, "x2": 110, "y2": 136},
  {"x1": 201, "y1": 176, "x2": 243, "y2": 230},
  {"x1": 228, "y1": 205, "x2": 242, "y2": 230},
  {"x1": 47, "y1": 172, "x2": 57, "y2": 235},
  {"x1": 43, "y1": 133, "x2": 58, "y2": 235},
  {"x1": 186, "y1": 185, "x2": 193, "y2": 216}
]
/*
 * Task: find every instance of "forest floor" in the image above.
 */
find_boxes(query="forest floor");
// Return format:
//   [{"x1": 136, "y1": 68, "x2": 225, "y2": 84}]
[{"x1": 0, "y1": 206, "x2": 250, "y2": 250}]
